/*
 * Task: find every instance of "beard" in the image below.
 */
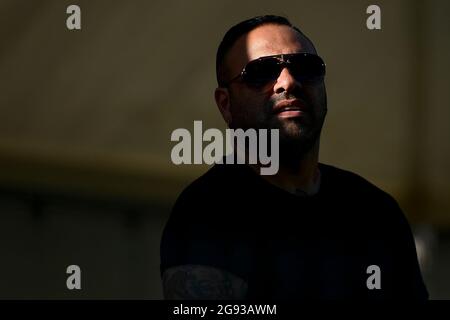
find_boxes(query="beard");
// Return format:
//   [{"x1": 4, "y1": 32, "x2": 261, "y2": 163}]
[
  {"x1": 276, "y1": 116, "x2": 325, "y2": 168},
  {"x1": 229, "y1": 90, "x2": 327, "y2": 168},
  {"x1": 266, "y1": 109, "x2": 325, "y2": 170}
]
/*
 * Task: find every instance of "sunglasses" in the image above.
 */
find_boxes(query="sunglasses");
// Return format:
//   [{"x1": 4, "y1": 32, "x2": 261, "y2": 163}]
[{"x1": 224, "y1": 52, "x2": 326, "y2": 88}]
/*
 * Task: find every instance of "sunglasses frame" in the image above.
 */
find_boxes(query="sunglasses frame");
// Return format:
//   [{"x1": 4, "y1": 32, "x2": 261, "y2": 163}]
[{"x1": 223, "y1": 52, "x2": 326, "y2": 88}]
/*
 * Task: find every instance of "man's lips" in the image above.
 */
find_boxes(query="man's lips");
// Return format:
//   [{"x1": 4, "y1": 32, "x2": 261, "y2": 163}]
[{"x1": 273, "y1": 99, "x2": 309, "y2": 118}]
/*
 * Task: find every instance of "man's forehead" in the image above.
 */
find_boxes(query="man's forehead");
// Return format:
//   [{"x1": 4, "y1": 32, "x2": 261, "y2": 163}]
[{"x1": 226, "y1": 24, "x2": 314, "y2": 69}]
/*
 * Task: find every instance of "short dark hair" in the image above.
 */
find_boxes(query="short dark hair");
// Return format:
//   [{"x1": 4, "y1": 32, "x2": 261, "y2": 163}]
[{"x1": 216, "y1": 15, "x2": 316, "y2": 87}]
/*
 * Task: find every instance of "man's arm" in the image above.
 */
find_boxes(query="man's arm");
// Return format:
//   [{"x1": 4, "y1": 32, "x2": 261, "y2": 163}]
[{"x1": 162, "y1": 264, "x2": 248, "y2": 299}]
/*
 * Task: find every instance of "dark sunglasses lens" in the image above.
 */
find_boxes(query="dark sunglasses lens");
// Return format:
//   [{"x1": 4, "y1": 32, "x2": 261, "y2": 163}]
[
  {"x1": 289, "y1": 54, "x2": 326, "y2": 80},
  {"x1": 243, "y1": 58, "x2": 281, "y2": 86}
]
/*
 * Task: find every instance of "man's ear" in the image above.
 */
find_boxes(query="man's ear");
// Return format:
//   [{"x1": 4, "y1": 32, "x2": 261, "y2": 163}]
[{"x1": 214, "y1": 87, "x2": 232, "y2": 126}]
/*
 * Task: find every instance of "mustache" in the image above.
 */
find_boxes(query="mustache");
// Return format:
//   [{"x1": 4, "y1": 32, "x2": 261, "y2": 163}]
[{"x1": 270, "y1": 92, "x2": 311, "y2": 111}]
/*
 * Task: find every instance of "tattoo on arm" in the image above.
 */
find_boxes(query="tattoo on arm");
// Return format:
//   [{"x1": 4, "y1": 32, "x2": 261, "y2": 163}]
[{"x1": 162, "y1": 264, "x2": 248, "y2": 300}]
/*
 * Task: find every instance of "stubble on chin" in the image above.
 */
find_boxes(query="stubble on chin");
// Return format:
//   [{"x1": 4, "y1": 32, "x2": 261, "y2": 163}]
[{"x1": 274, "y1": 116, "x2": 323, "y2": 165}]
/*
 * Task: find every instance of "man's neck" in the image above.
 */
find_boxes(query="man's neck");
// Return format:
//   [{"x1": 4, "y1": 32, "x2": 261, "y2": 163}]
[{"x1": 250, "y1": 140, "x2": 321, "y2": 196}]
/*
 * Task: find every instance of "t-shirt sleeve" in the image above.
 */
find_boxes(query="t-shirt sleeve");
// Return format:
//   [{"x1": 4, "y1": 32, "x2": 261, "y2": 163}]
[
  {"x1": 384, "y1": 196, "x2": 429, "y2": 299},
  {"x1": 159, "y1": 188, "x2": 252, "y2": 281}
]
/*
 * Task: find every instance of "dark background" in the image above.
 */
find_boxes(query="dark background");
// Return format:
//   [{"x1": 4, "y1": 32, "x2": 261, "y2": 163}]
[{"x1": 0, "y1": 0, "x2": 449, "y2": 298}]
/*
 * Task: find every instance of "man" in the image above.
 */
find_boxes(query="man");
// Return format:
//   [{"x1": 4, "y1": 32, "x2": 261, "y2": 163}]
[{"x1": 160, "y1": 15, "x2": 428, "y2": 299}]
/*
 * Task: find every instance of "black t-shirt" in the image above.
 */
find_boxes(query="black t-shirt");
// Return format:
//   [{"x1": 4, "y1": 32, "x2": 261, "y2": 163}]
[{"x1": 160, "y1": 163, "x2": 428, "y2": 299}]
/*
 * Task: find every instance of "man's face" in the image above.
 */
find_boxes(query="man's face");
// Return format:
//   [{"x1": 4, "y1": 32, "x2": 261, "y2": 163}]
[{"x1": 217, "y1": 24, "x2": 327, "y2": 155}]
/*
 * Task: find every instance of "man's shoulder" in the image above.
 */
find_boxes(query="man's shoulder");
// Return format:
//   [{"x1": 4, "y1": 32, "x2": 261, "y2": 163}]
[
  {"x1": 319, "y1": 162, "x2": 397, "y2": 204},
  {"x1": 171, "y1": 164, "x2": 247, "y2": 212},
  {"x1": 178, "y1": 164, "x2": 248, "y2": 196},
  {"x1": 319, "y1": 163, "x2": 413, "y2": 234}
]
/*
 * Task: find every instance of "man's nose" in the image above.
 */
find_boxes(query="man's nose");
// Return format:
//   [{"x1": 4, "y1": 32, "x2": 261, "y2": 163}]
[{"x1": 273, "y1": 67, "x2": 301, "y2": 94}]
